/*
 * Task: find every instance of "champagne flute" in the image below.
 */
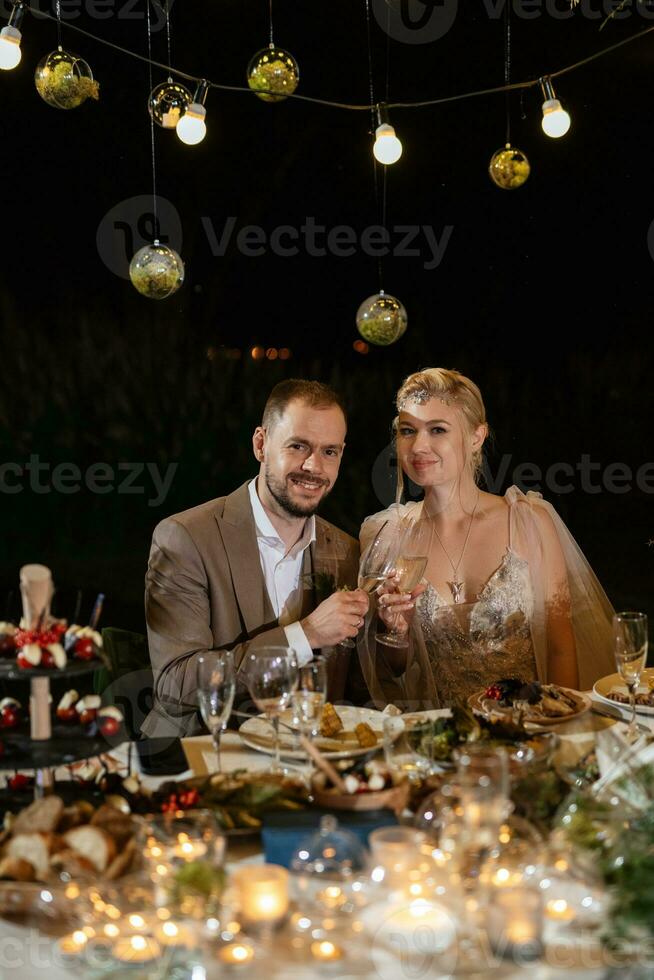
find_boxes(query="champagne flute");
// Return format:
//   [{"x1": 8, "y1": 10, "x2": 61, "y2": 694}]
[
  {"x1": 376, "y1": 517, "x2": 433, "y2": 648},
  {"x1": 292, "y1": 659, "x2": 327, "y2": 783},
  {"x1": 197, "y1": 650, "x2": 236, "y2": 774},
  {"x1": 613, "y1": 611, "x2": 648, "y2": 742},
  {"x1": 339, "y1": 521, "x2": 406, "y2": 649},
  {"x1": 247, "y1": 647, "x2": 299, "y2": 773}
]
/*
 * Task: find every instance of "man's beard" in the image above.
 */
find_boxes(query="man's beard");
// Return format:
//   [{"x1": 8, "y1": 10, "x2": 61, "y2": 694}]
[{"x1": 264, "y1": 467, "x2": 331, "y2": 518}]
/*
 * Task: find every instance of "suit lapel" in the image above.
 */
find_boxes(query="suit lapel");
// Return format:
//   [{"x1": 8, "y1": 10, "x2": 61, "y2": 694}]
[{"x1": 215, "y1": 482, "x2": 276, "y2": 635}]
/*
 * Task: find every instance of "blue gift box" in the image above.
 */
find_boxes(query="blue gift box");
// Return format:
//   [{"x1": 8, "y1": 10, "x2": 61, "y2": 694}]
[{"x1": 261, "y1": 807, "x2": 399, "y2": 869}]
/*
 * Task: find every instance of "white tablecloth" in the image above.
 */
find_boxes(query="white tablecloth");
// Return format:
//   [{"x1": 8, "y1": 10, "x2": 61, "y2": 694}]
[{"x1": 0, "y1": 698, "x2": 650, "y2": 979}]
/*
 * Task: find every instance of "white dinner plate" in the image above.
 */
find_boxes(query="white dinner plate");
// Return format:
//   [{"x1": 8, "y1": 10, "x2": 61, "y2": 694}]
[
  {"x1": 593, "y1": 668, "x2": 654, "y2": 716},
  {"x1": 238, "y1": 705, "x2": 387, "y2": 760}
]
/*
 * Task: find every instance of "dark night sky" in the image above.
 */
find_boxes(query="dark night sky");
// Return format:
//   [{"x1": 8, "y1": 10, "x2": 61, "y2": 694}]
[{"x1": 0, "y1": 0, "x2": 652, "y2": 633}]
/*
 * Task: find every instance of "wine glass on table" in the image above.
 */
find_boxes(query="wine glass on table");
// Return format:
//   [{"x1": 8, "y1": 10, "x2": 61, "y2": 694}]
[
  {"x1": 376, "y1": 517, "x2": 433, "y2": 648},
  {"x1": 339, "y1": 521, "x2": 406, "y2": 649},
  {"x1": 197, "y1": 650, "x2": 236, "y2": 774},
  {"x1": 247, "y1": 647, "x2": 299, "y2": 774},
  {"x1": 292, "y1": 659, "x2": 327, "y2": 782},
  {"x1": 613, "y1": 611, "x2": 648, "y2": 743}
]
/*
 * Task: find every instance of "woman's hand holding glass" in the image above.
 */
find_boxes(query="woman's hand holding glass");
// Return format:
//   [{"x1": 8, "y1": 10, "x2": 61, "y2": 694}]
[{"x1": 376, "y1": 517, "x2": 433, "y2": 648}]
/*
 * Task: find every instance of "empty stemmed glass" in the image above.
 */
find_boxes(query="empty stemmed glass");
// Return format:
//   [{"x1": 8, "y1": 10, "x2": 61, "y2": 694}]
[
  {"x1": 376, "y1": 516, "x2": 433, "y2": 648},
  {"x1": 613, "y1": 611, "x2": 648, "y2": 742},
  {"x1": 247, "y1": 646, "x2": 299, "y2": 773},
  {"x1": 197, "y1": 650, "x2": 236, "y2": 773},
  {"x1": 292, "y1": 659, "x2": 327, "y2": 782}
]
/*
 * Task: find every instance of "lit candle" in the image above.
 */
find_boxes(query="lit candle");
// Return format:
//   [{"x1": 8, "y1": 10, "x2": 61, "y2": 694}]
[
  {"x1": 57, "y1": 930, "x2": 88, "y2": 959},
  {"x1": 488, "y1": 888, "x2": 543, "y2": 962},
  {"x1": 111, "y1": 935, "x2": 162, "y2": 964},
  {"x1": 218, "y1": 942, "x2": 255, "y2": 966},
  {"x1": 370, "y1": 899, "x2": 456, "y2": 956},
  {"x1": 153, "y1": 920, "x2": 196, "y2": 947},
  {"x1": 545, "y1": 898, "x2": 576, "y2": 922},
  {"x1": 172, "y1": 838, "x2": 208, "y2": 861},
  {"x1": 316, "y1": 886, "x2": 347, "y2": 911},
  {"x1": 232, "y1": 865, "x2": 289, "y2": 930},
  {"x1": 310, "y1": 940, "x2": 343, "y2": 962}
]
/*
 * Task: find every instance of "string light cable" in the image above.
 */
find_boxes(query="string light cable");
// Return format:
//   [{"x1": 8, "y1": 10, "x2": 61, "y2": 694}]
[{"x1": 4, "y1": 0, "x2": 654, "y2": 112}]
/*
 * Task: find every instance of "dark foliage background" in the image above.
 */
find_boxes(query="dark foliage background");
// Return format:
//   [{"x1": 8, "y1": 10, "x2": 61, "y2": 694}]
[{"x1": 0, "y1": 0, "x2": 652, "y2": 636}]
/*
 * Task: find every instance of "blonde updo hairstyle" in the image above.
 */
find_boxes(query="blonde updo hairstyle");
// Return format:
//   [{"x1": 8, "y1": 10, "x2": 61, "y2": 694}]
[{"x1": 393, "y1": 368, "x2": 488, "y2": 503}]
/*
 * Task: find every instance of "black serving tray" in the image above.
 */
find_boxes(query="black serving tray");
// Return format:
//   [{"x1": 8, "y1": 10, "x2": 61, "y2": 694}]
[
  {"x1": 0, "y1": 731, "x2": 112, "y2": 769},
  {"x1": 0, "y1": 658, "x2": 104, "y2": 681}
]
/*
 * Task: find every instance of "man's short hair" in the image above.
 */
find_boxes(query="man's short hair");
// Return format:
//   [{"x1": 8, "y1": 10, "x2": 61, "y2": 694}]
[{"x1": 262, "y1": 379, "x2": 347, "y2": 430}]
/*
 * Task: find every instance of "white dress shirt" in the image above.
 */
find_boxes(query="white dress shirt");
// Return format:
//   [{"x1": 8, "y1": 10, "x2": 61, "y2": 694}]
[{"x1": 248, "y1": 478, "x2": 315, "y2": 666}]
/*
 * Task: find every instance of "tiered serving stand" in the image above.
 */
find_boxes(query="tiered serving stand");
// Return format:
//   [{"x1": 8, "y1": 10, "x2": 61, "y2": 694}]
[
  {"x1": 0, "y1": 657, "x2": 110, "y2": 800},
  {"x1": 0, "y1": 563, "x2": 113, "y2": 807}
]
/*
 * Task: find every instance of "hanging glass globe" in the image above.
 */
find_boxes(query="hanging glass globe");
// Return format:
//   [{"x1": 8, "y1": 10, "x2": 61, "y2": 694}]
[
  {"x1": 148, "y1": 79, "x2": 193, "y2": 129},
  {"x1": 34, "y1": 49, "x2": 98, "y2": 109},
  {"x1": 129, "y1": 241, "x2": 184, "y2": 300},
  {"x1": 247, "y1": 44, "x2": 299, "y2": 102},
  {"x1": 489, "y1": 143, "x2": 530, "y2": 190},
  {"x1": 356, "y1": 290, "x2": 407, "y2": 346}
]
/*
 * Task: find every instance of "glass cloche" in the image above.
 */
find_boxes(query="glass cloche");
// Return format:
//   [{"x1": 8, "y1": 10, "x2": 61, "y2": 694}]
[{"x1": 290, "y1": 816, "x2": 369, "y2": 920}]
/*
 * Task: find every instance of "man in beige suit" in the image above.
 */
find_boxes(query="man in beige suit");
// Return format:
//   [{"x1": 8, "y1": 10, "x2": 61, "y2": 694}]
[{"x1": 141, "y1": 379, "x2": 369, "y2": 738}]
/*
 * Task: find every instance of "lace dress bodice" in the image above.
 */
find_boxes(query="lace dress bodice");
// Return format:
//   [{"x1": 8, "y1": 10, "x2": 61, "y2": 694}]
[{"x1": 416, "y1": 548, "x2": 537, "y2": 705}]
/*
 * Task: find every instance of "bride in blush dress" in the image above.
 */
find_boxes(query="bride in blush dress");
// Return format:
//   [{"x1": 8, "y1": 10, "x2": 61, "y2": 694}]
[{"x1": 357, "y1": 368, "x2": 615, "y2": 711}]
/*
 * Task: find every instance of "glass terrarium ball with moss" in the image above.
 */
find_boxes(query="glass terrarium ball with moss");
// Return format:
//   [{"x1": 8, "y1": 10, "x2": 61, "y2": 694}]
[
  {"x1": 148, "y1": 80, "x2": 193, "y2": 129},
  {"x1": 247, "y1": 45, "x2": 299, "y2": 102},
  {"x1": 489, "y1": 144, "x2": 530, "y2": 190},
  {"x1": 129, "y1": 242, "x2": 185, "y2": 300},
  {"x1": 356, "y1": 291, "x2": 407, "y2": 346},
  {"x1": 34, "y1": 49, "x2": 99, "y2": 109}
]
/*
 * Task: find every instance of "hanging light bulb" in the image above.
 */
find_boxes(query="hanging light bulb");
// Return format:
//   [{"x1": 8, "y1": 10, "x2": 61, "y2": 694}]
[
  {"x1": 0, "y1": 1, "x2": 24, "y2": 71},
  {"x1": 539, "y1": 76, "x2": 570, "y2": 139},
  {"x1": 372, "y1": 104, "x2": 402, "y2": 165},
  {"x1": 176, "y1": 79, "x2": 209, "y2": 145}
]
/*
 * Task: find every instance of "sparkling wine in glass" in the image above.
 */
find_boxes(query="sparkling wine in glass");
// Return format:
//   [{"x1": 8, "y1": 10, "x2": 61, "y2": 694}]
[
  {"x1": 376, "y1": 517, "x2": 433, "y2": 649},
  {"x1": 613, "y1": 611, "x2": 648, "y2": 742},
  {"x1": 197, "y1": 650, "x2": 236, "y2": 774},
  {"x1": 339, "y1": 520, "x2": 405, "y2": 649},
  {"x1": 247, "y1": 647, "x2": 299, "y2": 773}
]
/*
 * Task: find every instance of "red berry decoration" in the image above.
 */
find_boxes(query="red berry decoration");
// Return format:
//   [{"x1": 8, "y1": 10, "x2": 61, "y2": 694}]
[
  {"x1": 8, "y1": 774, "x2": 30, "y2": 791},
  {"x1": 0, "y1": 636, "x2": 16, "y2": 657},
  {"x1": 57, "y1": 708, "x2": 77, "y2": 723},
  {"x1": 40, "y1": 649, "x2": 54, "y2": 668},
  {"x1": 1, "y1": 708, "x2": 20, "y2": 730},
  {"x1": 16, "y1": 651, "x2": 36, "y2": 669},
  {"x1": 484, "y1": 684, "x2": 503, "y2": 701},
  {"x1": 99, "y1": 716, "x2": 120, "y2": 738},
  {"x1": 74, "y1": 637, "x2": 94, "y2": 661},
  {"x1": 79, "y1": 709, "x2": 97, "y2": 726}
]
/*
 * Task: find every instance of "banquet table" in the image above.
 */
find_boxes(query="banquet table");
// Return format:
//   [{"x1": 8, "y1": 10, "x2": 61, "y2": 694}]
[{"x1": 1, "y1": 696, "x2": 652, "y2": 980}]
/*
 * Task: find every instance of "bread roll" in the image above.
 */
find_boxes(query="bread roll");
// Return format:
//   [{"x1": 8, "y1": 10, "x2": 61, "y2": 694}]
[
  {"x1": 63, "y1": 826, "x2": 116, "y2": 873},
  {"x1": 12, "y1": 797, "x2": 64, "y2": 835},
  {"x1": 0, "y1": 857, "x2": 35, "y2": 882},
  {"x1": 90, "y1": 805, "x2": 134, "y2": 848},
  {"x1": 6, "y1": 833, "x2": 61, "y2": 880}
]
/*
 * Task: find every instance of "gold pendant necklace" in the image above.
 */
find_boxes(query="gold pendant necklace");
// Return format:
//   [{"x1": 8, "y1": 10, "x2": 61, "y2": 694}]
[{"x1": 430, "y1": 491, "x2": 480, "y2": 603}]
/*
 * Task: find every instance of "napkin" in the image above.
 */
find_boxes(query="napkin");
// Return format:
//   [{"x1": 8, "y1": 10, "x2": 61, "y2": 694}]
[{"x1": 19, "y1": 563, "x2": 54, "y2": 629}]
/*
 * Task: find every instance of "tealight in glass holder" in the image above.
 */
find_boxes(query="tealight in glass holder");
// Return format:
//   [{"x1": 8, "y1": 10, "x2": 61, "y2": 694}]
[
  {"x1": 140, "y1": 809, "x2": 226, "y2": 918},
  {"x1": 73, "y1": 879, "x2": 203, "y2": 975}
]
